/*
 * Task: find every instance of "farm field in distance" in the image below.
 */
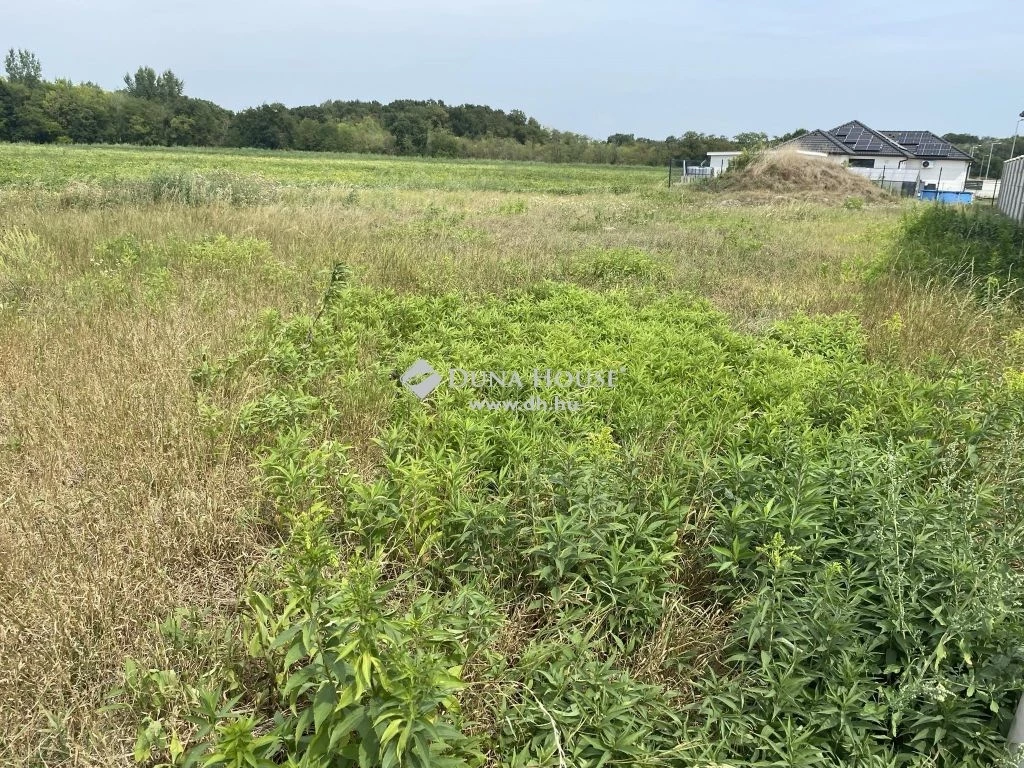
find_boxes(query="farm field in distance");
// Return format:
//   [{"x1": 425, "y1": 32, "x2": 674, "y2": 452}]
[
  {"x1": 0, "y1": 143, "x2": 665, "y2": 193},
  {"x1": 2, "y1": 143, "x2": 1024, "y2": 767}
]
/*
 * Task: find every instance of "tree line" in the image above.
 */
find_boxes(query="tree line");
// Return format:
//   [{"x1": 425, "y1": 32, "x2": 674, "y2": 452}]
[
  {"x1": 941, "y1": 132, "x2": 1022, "y2": 181},
  {"x1": 4, "y1": 48, "x2": 1011, "y2": 171},
  {"x1": 0, "y1": 49, "x2": 816, "y2": 166}
]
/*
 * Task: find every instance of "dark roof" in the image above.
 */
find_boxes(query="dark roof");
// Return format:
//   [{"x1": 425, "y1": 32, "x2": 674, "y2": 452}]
[
  {"x1": 881, "y1": 130, "x2": 974, "y2": 161},
  {"x1": 828, "y1": 121, "x2": 909, "y2": 157},
  {"x1": 777, "y1": 129, "x2": 853, "y2": 155},
  {"x1": 772, "y1": 120, "x2": 975, "y2": 162}
]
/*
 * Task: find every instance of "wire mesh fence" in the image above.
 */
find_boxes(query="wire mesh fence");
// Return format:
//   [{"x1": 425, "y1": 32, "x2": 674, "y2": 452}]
[
  {"x1": 667, "y1": 159, "x2": 718, "y2": 186},
  {"x1": 846, "y1": 166, "x2": 921, "y2": 197}
]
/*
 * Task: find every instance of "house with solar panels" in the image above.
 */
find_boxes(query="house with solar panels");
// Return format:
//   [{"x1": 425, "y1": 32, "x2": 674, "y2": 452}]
[{"x1": 777, "y1": 120, "x2": 974, "y2": 192}]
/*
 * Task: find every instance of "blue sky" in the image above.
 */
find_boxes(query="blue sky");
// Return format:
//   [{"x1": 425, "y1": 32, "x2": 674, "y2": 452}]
[{"x1": 5, "y1": 0, "x2": 1023, "y2": 139}]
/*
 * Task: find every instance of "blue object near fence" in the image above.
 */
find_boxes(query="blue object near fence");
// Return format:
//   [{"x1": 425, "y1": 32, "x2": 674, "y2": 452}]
[{"x1": 919, "y1": 190, "x2": 974, "y2": 204}]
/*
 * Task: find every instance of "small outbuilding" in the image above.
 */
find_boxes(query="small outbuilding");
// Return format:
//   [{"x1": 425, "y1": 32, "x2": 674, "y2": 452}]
[{"x1": 707, "y1": 151, "x2": 743, "y2": 174}]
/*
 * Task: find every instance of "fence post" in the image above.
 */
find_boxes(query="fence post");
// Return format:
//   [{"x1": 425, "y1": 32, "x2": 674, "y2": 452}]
[{"x1": 667, "y1": 158, "x2": 672, "y2": 188}]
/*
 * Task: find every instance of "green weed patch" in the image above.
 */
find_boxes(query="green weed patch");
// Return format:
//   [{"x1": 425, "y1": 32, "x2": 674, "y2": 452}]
[
  {"x1": 892, "y1": 206, "x2": 1024, "y2": 302},
  {"x1": 132, "y1": 281, "x2": 1024, "y2": 766}
]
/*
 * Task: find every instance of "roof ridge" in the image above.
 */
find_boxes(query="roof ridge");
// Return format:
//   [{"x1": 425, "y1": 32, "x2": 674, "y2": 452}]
[
  {"x1": 817, "y1": 130, "x2": 856, "y2": 154},
  {"x1": 773, "y1": 128, "x2": 854, "y2": 155},
  {"x1": 830, "y1": 120, "x2": 911, "y2": 157}
]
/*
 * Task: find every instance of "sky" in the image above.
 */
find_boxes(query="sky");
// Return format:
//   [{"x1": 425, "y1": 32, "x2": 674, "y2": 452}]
[{"x1": 5, "y1": 0, "x2": 1024, "y2": 140}]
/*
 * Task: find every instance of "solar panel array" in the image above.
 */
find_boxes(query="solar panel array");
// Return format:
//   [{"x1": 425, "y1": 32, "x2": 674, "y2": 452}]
[
  {"x1": 917, "y1": 142, "x2": 952, "y2": 157},
  {"x1": 883, "y1": 131, "x2": 966, "y2": 158},
  {"x1": 804, "y1": 123, "x2": 973, "y2": 160},
  {"x1": 831, "y1": 122, "x2": 902, "y2": 155}
]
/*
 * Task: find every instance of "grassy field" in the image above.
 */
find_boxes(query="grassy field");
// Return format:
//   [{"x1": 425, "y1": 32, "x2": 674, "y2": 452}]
[
  {"x1": 2, "y1": 144, "x2": 1023, "y2": 767},
  {"x1": 0, "y1": 143, "x2": 665, "y2": 194}
]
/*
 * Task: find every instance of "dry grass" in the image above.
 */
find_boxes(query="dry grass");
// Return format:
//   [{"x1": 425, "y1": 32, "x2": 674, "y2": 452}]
[
  {"x1": 711, "y1": 150, "x2": 892, "y2": 201},
  {"x1": 860, "y1": 271, "x2": 1022, "y2": 367},
  {"x1": 0, "y1": 154, "x2": 1018, "y2": 765}
]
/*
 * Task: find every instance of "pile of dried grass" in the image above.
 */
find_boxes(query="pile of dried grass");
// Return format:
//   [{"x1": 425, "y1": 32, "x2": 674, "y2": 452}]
[{"x1": 710, "y1": 150, "x2": 890, "y2": 200}]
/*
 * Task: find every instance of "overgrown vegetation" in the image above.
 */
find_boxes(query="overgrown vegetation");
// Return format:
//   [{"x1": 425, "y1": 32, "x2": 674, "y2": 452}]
[
  {"x1": 124, "y1": 283, "x2": 1024, "y2": 767},
  {"x1": 892, "y1": 205, "x2": 1024, "y2": 302},
  {"x1": 3, "y1": 144, "x2": 1024, "y2": 767}
]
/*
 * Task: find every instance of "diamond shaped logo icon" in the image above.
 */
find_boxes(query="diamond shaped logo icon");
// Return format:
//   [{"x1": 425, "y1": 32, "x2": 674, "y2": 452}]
[{"x1": 400, "y1": 358, "x2": 442, "y2": 400}]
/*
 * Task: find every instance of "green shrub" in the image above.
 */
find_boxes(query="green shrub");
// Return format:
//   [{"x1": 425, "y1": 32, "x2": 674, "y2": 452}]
[
  {"x1": 497, "y1": 199, "x2": 528, "y2": 216},
  {"x1": 186, "y1": 234, "x2": 272, "y2": 267},
  {"x1": 132, "y1": 168, "x2": 279, "y2": 206},
  {"x1": 892, "y1": 206, "x2": 1024, "y2": 300},
  {"x1": 496, "y1": 640, "x2": 686, "y2": 767},
  {"x1": 722, "y1": 147, "x2": 760, "y2": 175},
  {"x1": 161, "y1": 281, "x2": 1024, "y2": 766},
  {"x1": 564, "y1": 247, "x2": 666, "y2": 287},
  {"x1": 93, "y1": 234, "x2": 145, "y2": 269}
]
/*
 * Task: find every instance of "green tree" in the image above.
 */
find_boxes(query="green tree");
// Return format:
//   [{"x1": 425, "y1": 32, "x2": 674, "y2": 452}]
[
  {"x1": 41, "y1": 80, "x2": 113, "y2": 143},
  {"x1": 0, "y1": 79, "x2": 17, "y2": 139},
  {"x1": 166, "y1": 97, "x2": 230, "y2": 146},
  {"x1": 774, "y1": 128, "x2": 809, "y2": 143},
  {"x1": 225, "y1": 103, "x2": 296, "y2": 149},
  {"x1": 294, "y1": 117, "x2": 342, "y2": 151},
  {"x1": 4, "y1": 48, "x2": 42, "y2": 87},
  {"x1": 336, "y1": 116, "x2": 394, "y2": 154},
  {"x1": 108, "y1": 93, "x2": 169, "y2": 145},
  {"x1": 123, "y1": 67, "x2": 184, "y2": 103},
  {"x1": 427, "y1": 128, "x2": 463, "y2": 157},
  {"x1": 388, "y1": 114, "x2": 428, "y2": 154},
  {"x1": 942, "y1": 132, "x2": 979, "y2": 145},
  {"x1": 734, "y1": 131, "x2": 769, "y2": 149}
]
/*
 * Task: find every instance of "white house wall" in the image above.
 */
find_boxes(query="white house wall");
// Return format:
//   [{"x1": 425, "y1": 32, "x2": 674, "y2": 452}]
[
  {"x1": 903, "y1": 159, "x2": 970, "y2": 191},
  {"x1": 707, "y1": 154, "x2": 741, "y2": 173},
  {"x1": 847, "y1": 155, "x2": 896, "y2": 167}
]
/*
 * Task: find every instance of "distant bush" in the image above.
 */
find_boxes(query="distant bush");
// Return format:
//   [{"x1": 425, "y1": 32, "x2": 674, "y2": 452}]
[
  {"x1": 133, "y1": 169, "x2": 279, "y2": 206},
  {"x1": 57, "y1": 169, "x2": 281, "y2": 209},
  {"x1": 426, "y1": 129, "x2": 465, "y2": 158},
  {"x1": 723, "y1": 146, "x2": 760, "y2": 175},
  {"x1": 335, "y1": 116, "x2": 396, "y2": 155}
]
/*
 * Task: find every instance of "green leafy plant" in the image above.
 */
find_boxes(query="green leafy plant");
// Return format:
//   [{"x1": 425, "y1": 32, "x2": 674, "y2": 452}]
[{"x1": 163, "y1": 281, "x2": 1024, "y2": 766}]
